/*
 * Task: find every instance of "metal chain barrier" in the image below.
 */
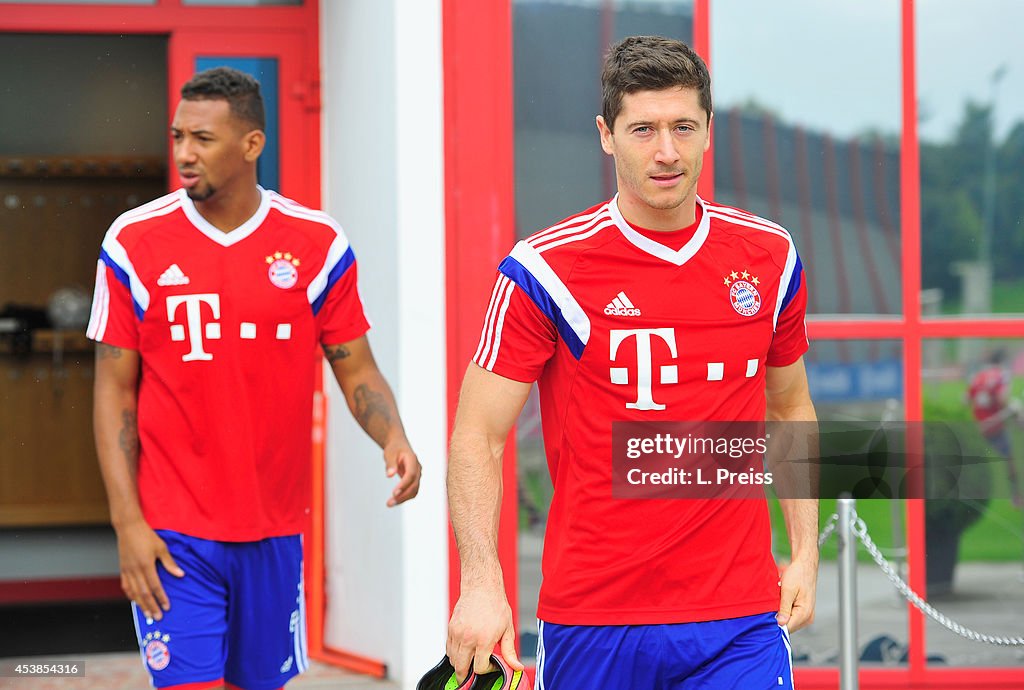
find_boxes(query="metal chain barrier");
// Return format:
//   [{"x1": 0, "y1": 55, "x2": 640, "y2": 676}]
[
  {"x1": 817, "y1": 511, "x2": 1024, "y2": 647},
  {"x1": 819, "y1": 512, "x2": 839, "y2": 548}
]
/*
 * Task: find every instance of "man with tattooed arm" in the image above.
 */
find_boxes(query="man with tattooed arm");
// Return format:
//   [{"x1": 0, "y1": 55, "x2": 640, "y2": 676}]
[{"x1": 87, "y1": 67, "x2": 421, "y2": 690}]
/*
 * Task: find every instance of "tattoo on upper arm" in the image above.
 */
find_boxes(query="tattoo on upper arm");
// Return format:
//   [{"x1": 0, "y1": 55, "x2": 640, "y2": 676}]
[
  {"x1": 354, "y1": 383, "x2": 393, "y2": 445},
  {"x1": 97, "y1": 343, "x2": 123, "y2": 360},
  {"x1": 119, "y1": 410, "x2": 139, "y2": 466},
  {"x1": 323, "y1": 344, "x2": 352, "y2": 363}
]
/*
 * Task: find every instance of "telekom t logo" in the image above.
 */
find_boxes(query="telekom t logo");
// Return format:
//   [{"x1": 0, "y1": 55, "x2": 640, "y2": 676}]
[
  {"x1": 167, "y1": 294, "x2": 220, "y2": 362},
  {"x1": 609, "y1": 328, "x2": 678, "y2": 410}
]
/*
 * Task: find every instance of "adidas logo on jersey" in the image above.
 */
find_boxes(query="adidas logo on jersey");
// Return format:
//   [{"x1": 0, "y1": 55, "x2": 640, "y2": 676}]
[
  {"x1": 604, "y1": 291, "x2": 641, "y2": 317},
  {"x1": 157, "y1": 264, "x2": 190, "y2": 286}
]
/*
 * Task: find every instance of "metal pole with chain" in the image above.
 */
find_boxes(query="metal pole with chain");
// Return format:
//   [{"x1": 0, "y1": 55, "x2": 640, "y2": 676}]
[
  {"x1": 819, "y1": 508, "x2": 1024, "y2": 647},
  {"x1": 838, "y1": 495, "x2": 859, "y2": 690}
]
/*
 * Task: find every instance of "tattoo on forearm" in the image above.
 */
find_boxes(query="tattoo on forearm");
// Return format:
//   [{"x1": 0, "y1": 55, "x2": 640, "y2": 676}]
[
  {"x1": 322, "y1": 344, "x2": 352, "y2": 363},
  {"x1": 353, "y1": 383, "x2": 393, "y2": 446},
  {"x1": 97, "y1": 343, "x2": 123, "y2": 359},
  {"x1": 119, "y1": 410, "x2": 139, "y2": 467}
]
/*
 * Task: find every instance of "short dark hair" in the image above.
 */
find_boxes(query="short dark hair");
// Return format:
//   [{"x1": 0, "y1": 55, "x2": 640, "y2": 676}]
[
  {"x1": 601, "y1": 35, "x2": 712, "y2": 131},
  {"x1": 181, "y1": 66, "x2": 266, "y2": 131}
]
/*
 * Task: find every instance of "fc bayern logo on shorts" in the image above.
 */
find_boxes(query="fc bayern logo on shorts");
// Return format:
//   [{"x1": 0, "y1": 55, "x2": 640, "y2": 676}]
[
  {"x1": 145, "y1": 640, "x2": 171, "y2": 671},
  {"x1": 730, "y1": 280, "x2": 761, "y2": 316}
]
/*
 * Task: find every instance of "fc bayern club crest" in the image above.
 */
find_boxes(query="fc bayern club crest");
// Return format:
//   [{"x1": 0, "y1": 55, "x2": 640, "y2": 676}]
[
  {"x1": 266, "y1": 251, "x2": 301, "y2": 290},
  {"x1": 724, "y1": 269, "x2": 762, "y2": 317},
  {"x1": 143, "y1": 631, "x2": 171, "y2": 671}
]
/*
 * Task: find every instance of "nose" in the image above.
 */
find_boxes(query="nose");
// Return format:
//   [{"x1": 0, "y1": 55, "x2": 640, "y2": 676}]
[
  {"x1": 653, "y1": 129, "x2": 680, "y2": 166},
  {"x1": 174, "y1": 138, "x2": 197, "y2": 166}
]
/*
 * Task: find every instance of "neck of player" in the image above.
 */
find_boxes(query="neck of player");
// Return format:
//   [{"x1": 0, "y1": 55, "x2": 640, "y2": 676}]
[
  {"x1": 195, "y1": 178, "x2": 262, "y2": 233},
  {"x1": 617, "y1": 188, "x2": 698, "y2": 232}
]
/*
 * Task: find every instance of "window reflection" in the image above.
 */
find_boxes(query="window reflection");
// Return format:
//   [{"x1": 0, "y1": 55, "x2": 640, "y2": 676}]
[
  {"x1": 802, "y1": 339, "x2": 908, "y2": 667},
  {"x1": 711, "y1": 0, "x2": 901, "y2": 317},
  {"x1": 514, "y1": 0, "x2": 694, "y2": 240},
  {"x1": 919, "y1": 0, "x2": 1024, "y2": 317},
  {"x1": 923, "y1": 338, "x2": 1024, "y2": 666}
]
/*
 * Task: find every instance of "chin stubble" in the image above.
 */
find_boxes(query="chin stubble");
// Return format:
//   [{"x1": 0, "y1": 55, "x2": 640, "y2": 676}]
[{"x1": 186, "y1": 185, "x2": 216, "y2": 202}]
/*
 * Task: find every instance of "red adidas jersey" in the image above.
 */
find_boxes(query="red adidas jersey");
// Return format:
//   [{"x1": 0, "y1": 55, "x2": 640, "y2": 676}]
[
  {"x1": 474, "y1": 196, "x2": 808, "y2": 625},
  {"x1": 87, "y1": 188, "x2": 370, "y2": 542},
  {"x1": 968, "y1": 366, "x2": 1010, "y2": 434}
]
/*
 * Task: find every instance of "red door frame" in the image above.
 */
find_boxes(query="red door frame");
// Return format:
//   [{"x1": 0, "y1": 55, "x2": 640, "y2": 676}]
[
  {"x1": 444, "y1": 0, "x2": 1024, "y2": 686},
  {"x1": 442, "y1": 0, "x2": 520, "y2": 635},
  {"x1": 0, "y1": 1, "x2": 320, "y2": 205},
  {"x1": 0, "y1": 0, "x2": 352, "y2": 669}
]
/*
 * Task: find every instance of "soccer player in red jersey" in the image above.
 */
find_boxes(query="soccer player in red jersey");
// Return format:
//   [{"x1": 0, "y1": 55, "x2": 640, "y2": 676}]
[
  {"x1": 967, "y1": 350, "x2": 1022, "y2": 508},
  {"x1": 89, "y1": 67, "x2": 421, "y2": 690},
  {"x1": 446, "y1": 36, "x2": 818, "y2": 688}
]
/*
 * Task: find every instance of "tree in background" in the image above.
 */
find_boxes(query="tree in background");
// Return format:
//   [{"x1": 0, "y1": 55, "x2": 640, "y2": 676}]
[{"x1": 921, "y1": 102, "x2": 1024, "y2": 304}]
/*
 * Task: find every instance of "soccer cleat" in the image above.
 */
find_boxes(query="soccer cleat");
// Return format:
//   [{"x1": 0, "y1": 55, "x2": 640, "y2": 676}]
[{"x1": 417, "y1": 655, "x2": 523, "y2": 690}]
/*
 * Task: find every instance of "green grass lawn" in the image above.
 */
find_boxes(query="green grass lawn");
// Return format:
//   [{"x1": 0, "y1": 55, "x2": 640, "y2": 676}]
[
  {"x1": 940, "y1": 278, "x2": 1024, "y2": 315},
  {"x1": 922, "y1": 377, "x2": 1024, "y2": 562}
]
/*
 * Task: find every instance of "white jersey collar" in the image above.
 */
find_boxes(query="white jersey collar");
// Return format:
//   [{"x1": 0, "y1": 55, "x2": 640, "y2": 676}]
[
  {"x1": 180, "y1": 185, "x2": 271, "y2": 247},
  {"x1": 609, "y1": 194, "x2": 710, "y2": 267}
]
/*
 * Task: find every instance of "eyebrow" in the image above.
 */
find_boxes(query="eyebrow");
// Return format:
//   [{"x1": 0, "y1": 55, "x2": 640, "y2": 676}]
[
  {"x1": 170, "y1": 126, "x2": 215, "y2": 136},
  {"x1": 625, "y1": 117, "x2": 701, "y2": 129}
]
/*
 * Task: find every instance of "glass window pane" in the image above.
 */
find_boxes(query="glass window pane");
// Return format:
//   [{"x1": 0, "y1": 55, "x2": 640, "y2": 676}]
[
  {"x1": 919, "y1": 1, "x2": 1024, "y2": 317},
  {"x1": 712, "y1": 1, "x2": 902, "y2": 317},
  {"x1": 923, "y1": 338, "x2": 1024, "y2": 666},
  {"x1": 514, "y1": 0, "x2": 694, "y2": 241},
  {"x1": 513, "y1": 1, "x2": 694, "y2": 657},
  {"x1": 0, "y1": 33, "x2": 167, "y2": 157},
  {"x1": 802, "y1": 339, "x2": 908, "y2": 668}
]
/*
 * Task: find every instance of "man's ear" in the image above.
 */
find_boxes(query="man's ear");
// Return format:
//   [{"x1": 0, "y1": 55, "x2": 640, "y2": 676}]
[
  {"x1": 596, "y1": 115, "x2": 615, "y2": 156},
  {"x1": 243, "y1": 129, "x2": 266, "y2": 163}
]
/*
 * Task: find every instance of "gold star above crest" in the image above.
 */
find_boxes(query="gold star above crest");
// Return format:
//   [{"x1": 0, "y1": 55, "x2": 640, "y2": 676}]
[
  {"x1": 284, "y1": 252, "x2": 293, "y2": 260},
  {"x1": 752, "y1": 276, "x2": 760, "y2": 285},
  {"x1": 265, "y1": 256, "x2": 273, "y2": 264},
  {"x1": 274, "y1": 251, "x2": 283, "y2": 260},
  {"x1": 723, "y1": 277, "x2": 732, "y2": 286},
  {"x1": 292, "y1": 258, "x2": 300, "y2": 266},
  {"x1": 741, "y1": 270, "x2": 750, "y2": 279},
  {"x1": 730, "y1": 271, "x2": 739, "y2": 280}
]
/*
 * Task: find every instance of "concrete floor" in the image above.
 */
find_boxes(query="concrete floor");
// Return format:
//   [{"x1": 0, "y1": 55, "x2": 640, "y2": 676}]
[{"x1": 0, "y1": 654, "x2": 398, "y2": 690}]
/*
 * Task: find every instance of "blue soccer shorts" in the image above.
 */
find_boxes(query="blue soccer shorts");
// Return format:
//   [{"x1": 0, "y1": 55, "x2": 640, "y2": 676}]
[
  {"x1": 132, "y1": 530, "x2": 308, "y2": 690},
  {"x1": 534, "y1": 612, "x2": 794, "y2": 690}
]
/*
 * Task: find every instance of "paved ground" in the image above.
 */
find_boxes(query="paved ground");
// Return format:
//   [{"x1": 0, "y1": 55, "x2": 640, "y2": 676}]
[{"x1": 0, "y1": 654, "x2": 399, "y2": 690}]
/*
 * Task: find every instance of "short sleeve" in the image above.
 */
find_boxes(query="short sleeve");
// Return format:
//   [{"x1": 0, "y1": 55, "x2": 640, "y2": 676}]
[
  {"x1": 767, "y1": 263, "x2": 809, "y2": 368},
  {"x1": 315, "y1": 254, "x2": 371, "y2": 346},
  {"x1": 86, "y1": 254, "x2": 140, "y2": 350},
  {"x1": 472, "y1": 272, "x2": 557, "y2": 383}
]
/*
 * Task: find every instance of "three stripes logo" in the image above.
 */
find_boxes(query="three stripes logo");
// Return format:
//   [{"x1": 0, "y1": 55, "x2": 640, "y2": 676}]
[
  {"x1": 157, "y1": 264, "x2": 190, "y2": 287},
  {"x1": 604, "y1": 291, "x2": 641, "y2": 317}
]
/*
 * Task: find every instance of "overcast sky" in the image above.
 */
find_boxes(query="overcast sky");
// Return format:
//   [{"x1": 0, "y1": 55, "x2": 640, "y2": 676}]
[{"x1": 711, "y1": 0, "x2": 1024, "y2": 143}]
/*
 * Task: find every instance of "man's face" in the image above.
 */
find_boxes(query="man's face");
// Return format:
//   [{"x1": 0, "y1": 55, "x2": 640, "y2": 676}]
[
  {"x1": 597, "y1": 86, "x2": 711, "y2": 222},
  {"x1": 171, "y1": 98, "x2": 259, "y2": 202}
]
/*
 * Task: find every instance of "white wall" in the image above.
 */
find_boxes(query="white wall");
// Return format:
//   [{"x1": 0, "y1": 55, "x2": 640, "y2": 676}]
[{"x1": 320, "y1": 1, "x2": 447, "y2": 687}]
